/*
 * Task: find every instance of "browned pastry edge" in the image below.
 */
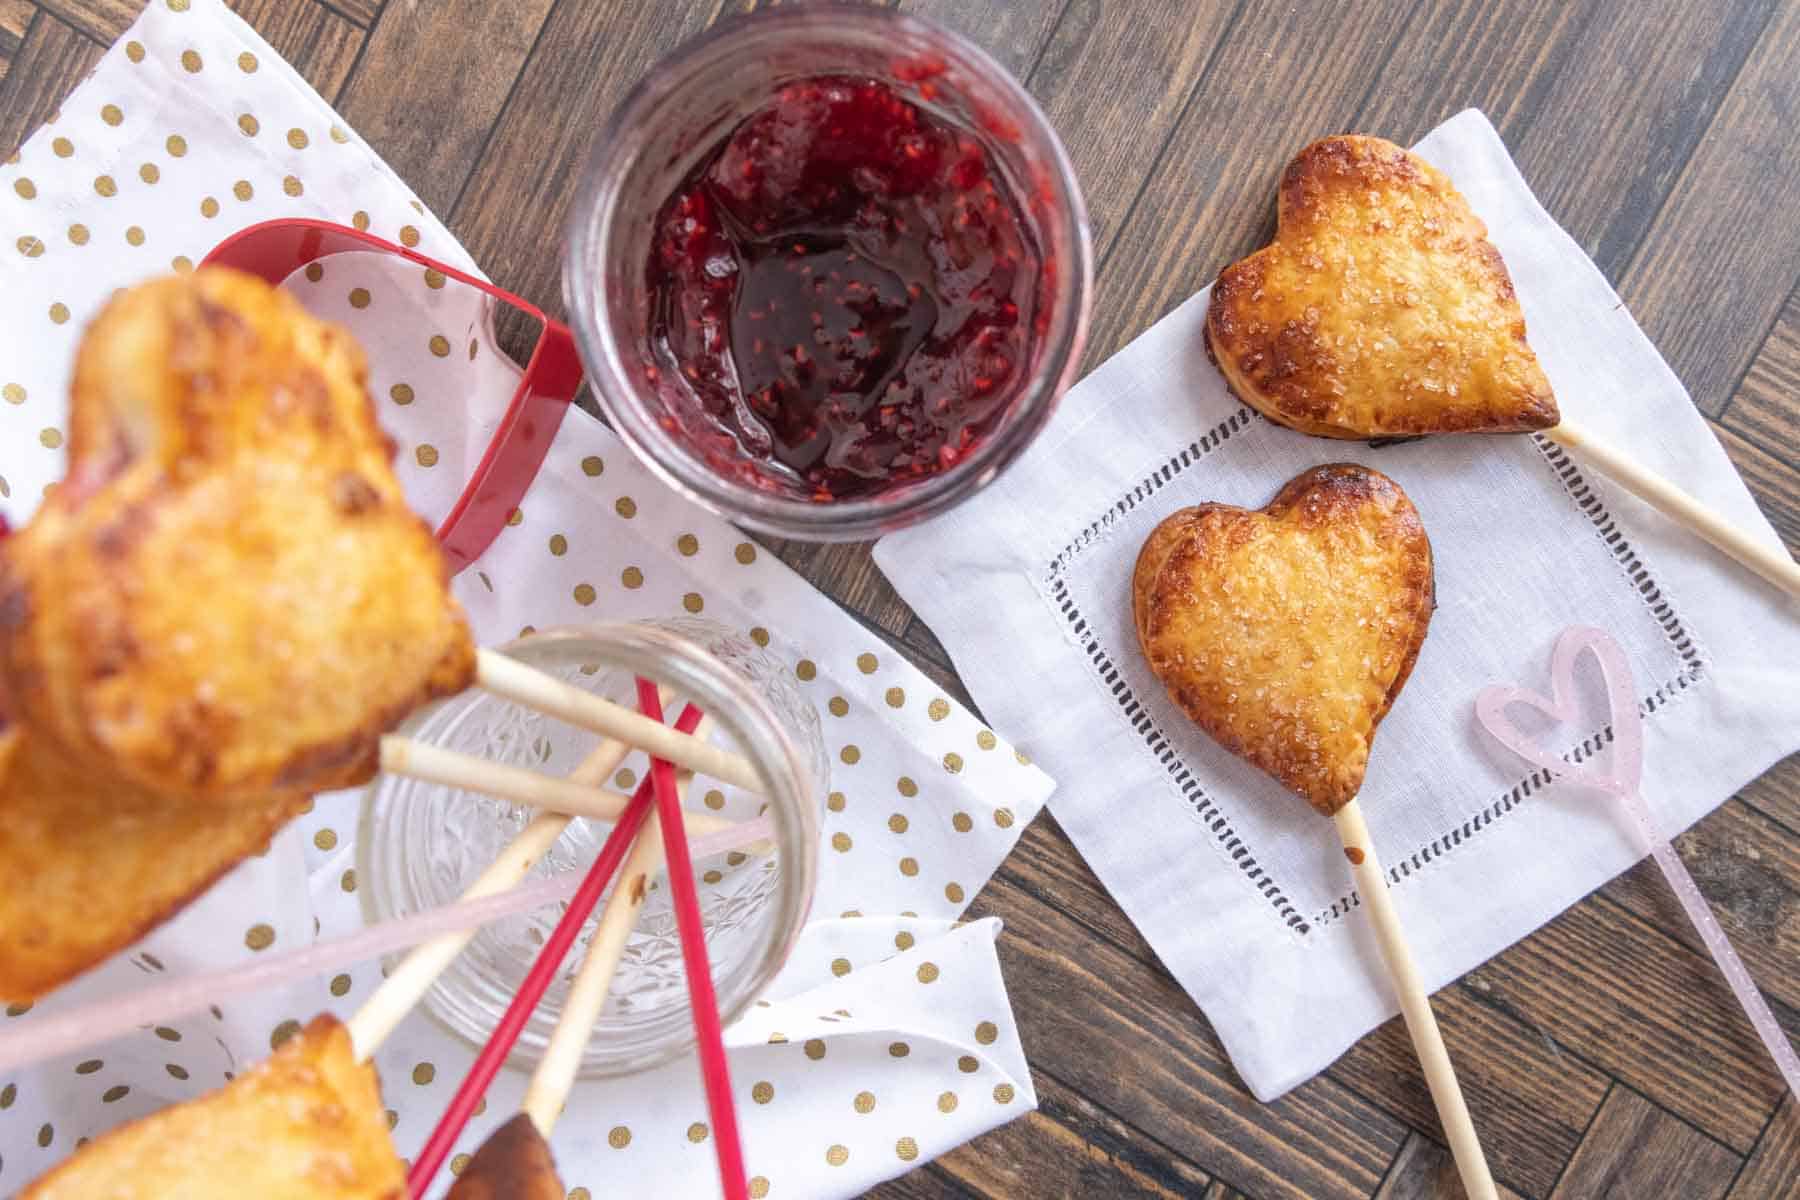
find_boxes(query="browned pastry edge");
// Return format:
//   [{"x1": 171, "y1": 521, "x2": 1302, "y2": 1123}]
[
  {"x1": 1132, "y1": 464, "x2": 1434, "y2": 814},
  {"x1": 444, "y1": 1113, "x2": 566, "y2": 1200},
  {"x1": 1204, "y1": 134, "x2": 1560, "y2": 439},
  {"x1": 0, "y1": 726, "x2": 311, "y2": 1002}
]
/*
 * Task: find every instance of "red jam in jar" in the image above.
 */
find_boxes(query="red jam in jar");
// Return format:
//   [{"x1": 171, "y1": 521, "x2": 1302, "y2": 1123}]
[{"x1": 646, "y1": 73, "x2": 1043, "y2": 500}]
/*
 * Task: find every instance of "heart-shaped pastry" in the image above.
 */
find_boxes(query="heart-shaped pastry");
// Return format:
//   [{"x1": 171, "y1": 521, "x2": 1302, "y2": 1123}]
[
  {"x1": 0, "y1": 268, "x2": 475, "y2": 802},
  {"x1": 18, "y1": 1015, "x2": 405, "y2": 1198},
  {"x1": 446, "y1": 1114, "x2": 566, "y2": 1200},
  {"x1": 0, "y1": 269, "x2": 475, "y2": 999},
  {"x1": 1133, "y1": 464, "x2": 1434, "y2": 814},
  {"x1": 1205, "y1": 134, "x2": 1559, "y2": 439}
]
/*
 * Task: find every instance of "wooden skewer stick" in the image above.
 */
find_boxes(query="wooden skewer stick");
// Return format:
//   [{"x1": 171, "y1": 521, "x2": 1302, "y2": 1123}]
[
  {"x1": 1335, "y1": 800, "x2": 1497, "y2": 1200},
  {"x1": 1546, "y1": 419, "x2": 1800, "y2": 599},
  {"x1": 348, "y1": 729, "x2": 635, "y2": 1062},
  {"x1": 378, "y1": 735, "x2": 733, "y2": 835},
  {"x1": 475, "y1": 649, "x2": 764, "y2": 790},
  {"x1": 352, "y1": 685, "x2": 679, "y2": 1061},
  {"x1": 521, "y1": 720, "x2": 713, "y2": 1134}
]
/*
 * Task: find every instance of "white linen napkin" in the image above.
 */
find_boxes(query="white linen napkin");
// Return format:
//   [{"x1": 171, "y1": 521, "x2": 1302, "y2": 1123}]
[
  {"x1": 0, "y1": 3, "x2": 1053, "y2": 1196},
  {"x1": 876, "y1": 108, "x2": 1800, "y2": 1102}
]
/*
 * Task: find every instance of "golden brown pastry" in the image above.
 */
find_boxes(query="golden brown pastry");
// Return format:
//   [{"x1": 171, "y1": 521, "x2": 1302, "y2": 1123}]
[
  {"x1": 1132, "y1": 464, "x2": 1434, "y2": 814},
  {"x1": 0, "y1": 268, "x2": 476, "y2": 1000},
  {"x1": 0, "y1": 268, "x2": 475, "y2": 803},
  {"x1": 445, "y1": 1114, "x2": 566, "y2": 1200},
  {"x1": 1205, "y1": 134, "x2": 1559, "y2": 439},
  {"x1": 20, "y1": 1015, "x2": 405, "y2": 1199},
  {"x1": 0, "y1": 727, "x2": 305, "y2": 1001}
]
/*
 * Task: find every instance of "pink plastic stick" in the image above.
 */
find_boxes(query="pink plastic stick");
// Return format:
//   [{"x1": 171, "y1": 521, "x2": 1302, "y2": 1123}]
[
  {"x1": 1476, "y1": 626, "x2": 1799, "y2": 1097},
  {"x1": 0, "y1": 815, "x2": 777, "y2": 1076}
]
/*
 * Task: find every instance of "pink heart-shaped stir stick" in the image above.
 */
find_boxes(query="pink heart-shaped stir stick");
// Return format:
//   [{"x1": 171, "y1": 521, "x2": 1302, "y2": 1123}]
[
  {"x1": 1476, "y1": 626, "x2": 1798, "y2": 1097},
  {"x1": 1474, "y1": 625, "x2": 1641, "y2": 799}
]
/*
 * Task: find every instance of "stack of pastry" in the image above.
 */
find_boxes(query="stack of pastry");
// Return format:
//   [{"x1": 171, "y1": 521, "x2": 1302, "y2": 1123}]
[{"x1": 2, "y1": 271, "x2": 496, "y2": 1198}]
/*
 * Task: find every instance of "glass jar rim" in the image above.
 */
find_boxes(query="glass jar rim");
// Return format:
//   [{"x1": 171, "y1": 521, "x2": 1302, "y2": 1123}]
[{"x1": 561, "y1": 5, "x2": 1093, "y2": 541}]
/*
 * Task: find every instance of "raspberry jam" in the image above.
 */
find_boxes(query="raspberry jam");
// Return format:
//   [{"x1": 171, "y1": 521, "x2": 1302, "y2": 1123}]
[{"x1": 645, "y1": 74, "x2": 1043, "y2": 500}]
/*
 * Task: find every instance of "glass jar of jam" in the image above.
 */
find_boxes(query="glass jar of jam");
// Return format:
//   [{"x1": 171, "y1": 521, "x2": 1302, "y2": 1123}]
[{"x1": 564, "y1": 6, "x2": 1092, "y2": 540}]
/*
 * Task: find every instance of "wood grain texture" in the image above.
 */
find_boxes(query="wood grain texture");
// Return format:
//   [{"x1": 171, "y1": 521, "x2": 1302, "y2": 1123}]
[
  {"x1": 1463, "y1": 898, "x2": 1785, "y2": 1152},
  {"x1": 32, "y1": 0, "x2": 133, "y2": 43},
  {"x1": 1351, "y1": 0, "x2": 1600, "y2": 147},
  {"x1": 1332, "y1": 989, "x2": 1610, "y2": 1198},
  {"x1": 1728, "y1": 1094, "x2": 1800, "y2": 1199},
  {"x1": 1373, "y1": 1132, "x2": 1530, "y2": 1200},
  {"x1": 43, "y1": 0, "x2": 384, "y2": 42},
  {"x1": 1511, "y1": 0, "x2": 1776, "y2": 282},
  {"x1": 966, "y1": 877, "x2": 1408, "y2": 1200},
  {"x1": 1599, "y1": 797, "x2": 1800, "y2": 1019},
  {"x1": 1082, "y1": 0, "x2": 1413, "y2": 364},
  {"x1": 1724, "y1": 288, "x2": 1800, "y2": 466},
  {"x1": 447, "y1": 0, "x2": 723, "y2": 317},
  {"x1": 319, "y1": 0, "x2": 378, "y2": 30},
  {"x1": 765, "y1": 538, "x2": 916, "y2": 638},
  {"x1": 8, "y1": 1, "x2": 1800, "y2": 1196},
  {"x1": 334, "y1": 0, "x2": 553, "y2": 212},
  {"x1": 0, "y1": 0, "x2": 33, "y2": 50},
  {"x1": 0, "y1": 8, "x2": 100, "y2": 156},
  {"x1": 1614, "y1": 0, "x2": 1800, "y2": 416},
  {"x1": 933, "y1": 1071, "x2": 1216, "y2": 1199},
  {"x1": 1549, "y1": 1086, "x2": 1741, "y2": 1200},
  {"x1": 1738, "y1": 755, "x2": 1800, "y2": 841},
  {"x1": 1000, "y1": 803, "x2": 1611, "y2": 1197},
  {"x1": 898, "y1": 0, "x2": 1063, "y2": 77},
  {"x1": 866, "y1": 1163, "x2": 982, "y2": 1200},
  {"x1": 1709, "y1": 420, "x2": 1800, "y2": 557},
  {"x1": 229, "y1": 0, "x2": 362, "y2": 100},
  {"x1": 1019, "y1": 0, "x2": 1234, "y2": 256}
]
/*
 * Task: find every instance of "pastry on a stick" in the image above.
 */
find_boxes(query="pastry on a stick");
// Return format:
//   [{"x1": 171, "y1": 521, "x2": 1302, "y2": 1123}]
[
  {"x1": 444, "y1": 1114, "x2": 566, "y2": 1200},
  {"x1": 1132, "y1": 463, "x2": 1497, "y2": 1199},
  {"x1": 20, "y1": 1015, "x2": 404, "y2": 1199},
  {"x1": 0, "y1": 269, "x2": 474, "y2": 1000},
  {"x1": 1132, "y1": 463, "x2": 1433, "y2": 813},
  {"x1": 1205, "y1": 134, "x2": 1558, "y2": 440},
  {"x1": 1201, "y1": 134, "x2": 1800, "y2": 599},
  {"x1": 0, "y1": 267, "x2": 475, "y2": 803},
  {"x1": 0, "y1": 726, "x2": 306, "y2": 1001}
]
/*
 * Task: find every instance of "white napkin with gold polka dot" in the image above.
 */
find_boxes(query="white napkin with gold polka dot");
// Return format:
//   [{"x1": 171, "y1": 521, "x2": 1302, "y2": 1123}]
[{"x1": 0, "y1": 3, "x2": 1054, "y2": 1196}]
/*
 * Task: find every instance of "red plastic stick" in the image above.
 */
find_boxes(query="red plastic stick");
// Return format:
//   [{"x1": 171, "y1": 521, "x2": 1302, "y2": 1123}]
[
  {"x1": 406, "y1": 701, "x2": 705, "y2": 1197},
  {"x1": 636, "y1": 678, "x2": 749, "y2": 1200}
]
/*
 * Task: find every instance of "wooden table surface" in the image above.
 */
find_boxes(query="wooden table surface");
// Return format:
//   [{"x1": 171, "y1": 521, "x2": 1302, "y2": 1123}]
[{"x1": 6, "y1": 1, "x2": 1798, "y2": 1196}]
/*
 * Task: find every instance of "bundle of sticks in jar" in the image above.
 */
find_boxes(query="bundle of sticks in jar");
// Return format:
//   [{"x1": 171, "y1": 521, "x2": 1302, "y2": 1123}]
[{"x1": 0, "y1": 271, "x2": 765, "y2": 1199}]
